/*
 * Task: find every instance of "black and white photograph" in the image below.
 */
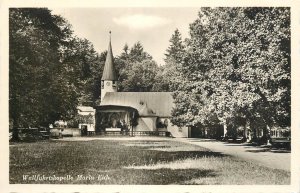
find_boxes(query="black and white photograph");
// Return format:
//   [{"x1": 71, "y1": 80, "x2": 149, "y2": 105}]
[{"x1": 1, "y1": 0, "x2": 300, "y2": 193}]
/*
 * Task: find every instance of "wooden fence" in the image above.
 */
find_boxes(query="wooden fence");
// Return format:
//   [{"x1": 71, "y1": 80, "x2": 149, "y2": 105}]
[{"x1": 86, "y1": 131, "x2": 171, "y2": 137}]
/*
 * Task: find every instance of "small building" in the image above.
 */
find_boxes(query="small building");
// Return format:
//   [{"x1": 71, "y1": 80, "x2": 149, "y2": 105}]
[{"x1": 77, "y1": 106, "x2": 96, "y2": 135}]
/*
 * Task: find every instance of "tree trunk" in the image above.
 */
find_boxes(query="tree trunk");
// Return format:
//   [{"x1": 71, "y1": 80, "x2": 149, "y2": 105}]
[
  {"x1": 245, "y1": 119, "x2": 251, "y2": 142},
  {"x1": 248, "y1": 117, "x2": 257, "y2": 142},
  {"x1": 266, "y1": 125, "x2": 271, "y2": 145},
  {"x1": 223, "y1": 121, "x2": 227, "y2": 138}
]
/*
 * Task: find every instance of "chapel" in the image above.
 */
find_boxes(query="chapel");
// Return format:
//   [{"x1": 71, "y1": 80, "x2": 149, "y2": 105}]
[{"x1": 79, "y1": 33, "x2": 189, "y2": 138}]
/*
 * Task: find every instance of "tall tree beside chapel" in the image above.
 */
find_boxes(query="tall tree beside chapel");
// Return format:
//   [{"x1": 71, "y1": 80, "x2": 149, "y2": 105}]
[
  {"x1": 171, "y1": 7, "x2": 290, "y2": 134},
  {"x1": 9, "y1": 8, "x2": 97, "y2": 140}
]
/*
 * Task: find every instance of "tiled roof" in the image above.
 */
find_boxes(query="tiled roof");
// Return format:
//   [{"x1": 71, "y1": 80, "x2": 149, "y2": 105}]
[{"x1": 98, "y1": 92, "x2": 174, "y2": 117}]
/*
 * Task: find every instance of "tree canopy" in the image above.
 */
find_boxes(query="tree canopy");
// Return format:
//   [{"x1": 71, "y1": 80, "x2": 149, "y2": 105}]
[
  {"x1": 9, "y1": 8, "x2": 104, "y2": 140},
  {"x1": 9, "y1": 8, "x2": 75, "y2": 130},
  {"x1": 171, "y1": 7, "x2": 290, "y2": 131}
]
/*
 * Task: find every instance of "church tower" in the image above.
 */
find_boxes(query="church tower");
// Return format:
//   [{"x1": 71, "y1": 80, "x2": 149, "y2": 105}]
[{"x1": 101, "y1": 31, "x2": 118, "y2": 102}]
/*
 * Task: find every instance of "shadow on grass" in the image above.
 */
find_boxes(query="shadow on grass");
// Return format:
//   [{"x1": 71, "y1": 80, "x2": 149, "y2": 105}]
[
  {"x1": 8, "y1": 140, "x2": 224, "y2": 184},
  {"x1": 245, "y1": 149, "x2": 270, "y2": 153},
  {"x1": 223, "y1": 143, "x2": 258, "y2": 147},
  {"x1": 109, "y1": 168, "x2": 217, "y2": 185},
  {"x1": 12, "y1": 168, "x2": 217, "y2": 184},
  {"x1": 9, "y1": 140, "x2": 291, "y2": 184},
  {"x1": 245, "y1": 149, "x2": 290, "y2": 153}
]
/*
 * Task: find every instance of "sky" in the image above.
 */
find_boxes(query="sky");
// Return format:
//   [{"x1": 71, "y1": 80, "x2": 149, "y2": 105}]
[{"x1": 51, "y1": 8, "x2": 200, "y2": 65}]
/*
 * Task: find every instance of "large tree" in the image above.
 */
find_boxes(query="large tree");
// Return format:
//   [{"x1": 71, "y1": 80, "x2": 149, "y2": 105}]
[
  {"x1": 9, "y1": 8, "x2": 80, "y2": 140},
  {"x1": 172, "y1": 7, "x2": 290, "y2": 137}
]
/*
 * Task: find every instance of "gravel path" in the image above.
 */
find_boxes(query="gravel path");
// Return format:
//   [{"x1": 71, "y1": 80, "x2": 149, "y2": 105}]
[{"x1": 175, "y1": 138, "x2": 291, "y2": 171}]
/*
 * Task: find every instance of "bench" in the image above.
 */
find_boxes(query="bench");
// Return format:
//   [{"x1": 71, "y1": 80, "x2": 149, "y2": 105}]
[{"x1": 39, "y1": 131, "x2": 50, "y2": 139}]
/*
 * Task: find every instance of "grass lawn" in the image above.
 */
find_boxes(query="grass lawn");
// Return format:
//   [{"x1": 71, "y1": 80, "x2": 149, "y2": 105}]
[{"x1": 9, "y1": 138, "x2": 290, "y2": 185}]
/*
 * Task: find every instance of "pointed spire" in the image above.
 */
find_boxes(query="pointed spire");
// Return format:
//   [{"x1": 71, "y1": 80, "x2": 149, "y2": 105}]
[{"x1": 101, "y1": 31, "x2": 117, "y2": 80}]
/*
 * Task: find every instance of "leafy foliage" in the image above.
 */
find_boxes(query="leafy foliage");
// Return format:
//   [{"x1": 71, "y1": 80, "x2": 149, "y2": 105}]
[
  {"x1": 60, "y1": 37, "x2": 105, "y2": 104},
  {"x1": 120, "y1": 59, "x2": 158, "y2": 92},
  {"x1": 9, "y1": 8, "x2": 75, "y2": 132},
  {"x1": 171, "y1": 7, "x2": 290, "y2": 131},
  {"x1": 9, "y1": 8, "x2": 105, "y2": 140}
]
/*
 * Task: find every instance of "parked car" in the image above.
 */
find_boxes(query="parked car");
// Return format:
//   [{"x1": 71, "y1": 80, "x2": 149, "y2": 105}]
[
  {"x1": 50, "y1": 128, "x2": 63, "y2": 138},
  {"x1": 61, "y1": 128, "x2": 74, "y2": 137},
  {"x1": 226, "y1": 135, "x2": 246, "y2": 143},
  {"x1": 270, "y1": 137, "x2": 291, "y2": 149}
]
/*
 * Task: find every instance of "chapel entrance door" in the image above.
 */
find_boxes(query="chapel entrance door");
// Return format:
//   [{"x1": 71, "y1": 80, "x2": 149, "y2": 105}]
[{"x1": 81, "y1": 125, "x2": 88, "y2": 136}]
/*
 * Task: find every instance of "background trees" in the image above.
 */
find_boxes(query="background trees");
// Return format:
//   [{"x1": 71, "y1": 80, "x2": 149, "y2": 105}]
[
  {"x1": 60, "y1": 37, "x2": 105, "y2": 105},
  {"x1": 115, "y1": 42, "x2": 159, "y2": 92},
  {"x1": 153, "y1": 29, "x2": 186, "y2": 92}
]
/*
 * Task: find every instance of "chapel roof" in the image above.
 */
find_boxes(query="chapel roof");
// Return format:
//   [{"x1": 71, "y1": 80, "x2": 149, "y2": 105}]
[
  {"x1": 98, "y1": 92, "x2": 174, "y2": 117},
  {"x1": 101, "y1": 31, "x2": 117, "y2": 80}
]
